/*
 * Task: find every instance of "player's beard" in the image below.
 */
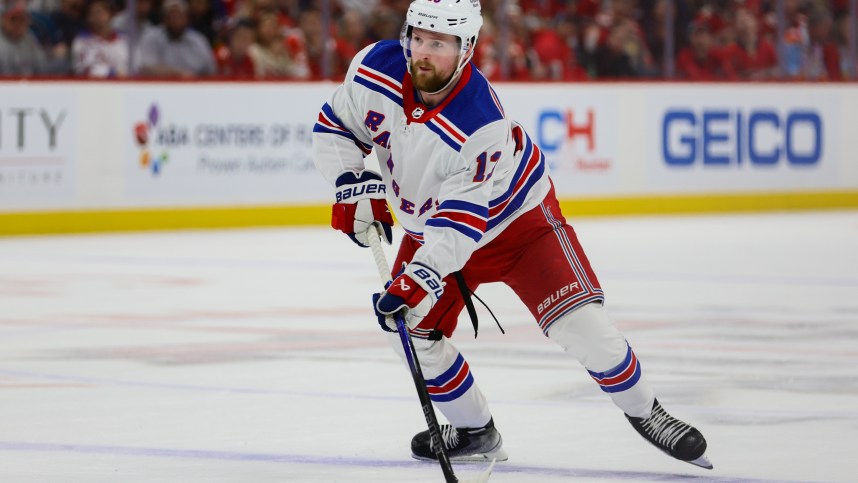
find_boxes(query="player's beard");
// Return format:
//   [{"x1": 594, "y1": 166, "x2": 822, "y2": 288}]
[{"x1": 411, "y1": 60, "x2": 455, "y2": 93}]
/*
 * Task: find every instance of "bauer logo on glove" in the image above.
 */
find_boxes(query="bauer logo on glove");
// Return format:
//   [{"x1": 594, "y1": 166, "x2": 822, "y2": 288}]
[
  {"x1": 374, "y1": 262, "x2": 445, "y2": 329},
  {"x1": 331, "y1": 170, "x2": 394, "y2": 247}
]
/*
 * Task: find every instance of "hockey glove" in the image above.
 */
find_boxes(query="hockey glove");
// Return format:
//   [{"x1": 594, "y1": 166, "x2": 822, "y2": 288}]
[
  {"x1": 331, "y1": 170, "x2": 393, "y2": 248},
  {"x1": 375, "y1": 262, "x2": 444, "y2": 330}
]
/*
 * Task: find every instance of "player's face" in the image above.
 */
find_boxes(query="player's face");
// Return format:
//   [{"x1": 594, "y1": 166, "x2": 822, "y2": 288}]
[{"x1": 409, "y1": 28, "x2": 460, "y2": 93}]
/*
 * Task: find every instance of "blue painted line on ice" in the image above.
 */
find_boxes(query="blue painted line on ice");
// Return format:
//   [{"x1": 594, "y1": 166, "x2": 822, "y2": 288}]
[{"x1": 0, "y1": 441, "x2": 808, "y2": 483}]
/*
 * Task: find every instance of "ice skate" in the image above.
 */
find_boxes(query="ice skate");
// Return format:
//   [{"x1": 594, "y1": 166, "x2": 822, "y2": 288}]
[
  {"x1": 411, "y1": 418, "x2": 508, "y2": 463},
  {"x1": 626, "y1": 399, "x2": 713, "y2": 469}
]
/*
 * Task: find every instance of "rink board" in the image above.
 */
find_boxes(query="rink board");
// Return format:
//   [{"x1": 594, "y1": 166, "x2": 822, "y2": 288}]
[{"x1": 1, "y1": 81, "x2": 856, "y2": 235}]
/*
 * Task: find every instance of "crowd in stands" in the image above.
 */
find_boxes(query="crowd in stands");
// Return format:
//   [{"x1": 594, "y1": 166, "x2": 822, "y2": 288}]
[{"x1": 0, "y1": 0, "x2": 852, "y2": 80}]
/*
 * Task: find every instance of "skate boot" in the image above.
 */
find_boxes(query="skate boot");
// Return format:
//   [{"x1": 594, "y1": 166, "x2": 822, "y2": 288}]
[
  {"x1": 626, "y1": 399, "x2": 713, "y2": 469},
  {"x1": 411, "y1": 418, "x2": 508, "y2": 463}
]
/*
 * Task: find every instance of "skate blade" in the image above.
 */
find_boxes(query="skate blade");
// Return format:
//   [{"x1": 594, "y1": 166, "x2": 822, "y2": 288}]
[
  {"x1": 458, "y1": 458, "x2": 497, "y2": 483},
  {"x1": 411, "y1": 448, "x2": 508, "y2": 464},
  {"x1": 686, "y1": 453, "x2": 713, "y2": 470}
]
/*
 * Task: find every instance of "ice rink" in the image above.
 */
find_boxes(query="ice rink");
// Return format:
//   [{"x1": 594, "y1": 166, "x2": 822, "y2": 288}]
[{"x1": 1, "y1": 211, "x2": 857, "y2": 482}]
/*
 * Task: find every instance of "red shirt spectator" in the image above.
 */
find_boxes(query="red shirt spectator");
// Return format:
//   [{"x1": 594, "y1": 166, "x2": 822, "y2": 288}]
[
  {"x1": 677, "y1": 20, "x2": 737, "y2": 80},
  {"x1": 216, "y1": 17, "x2": 256, "y2": 78},
  {"x1": 721, "y1": 8, "x2": 777, "y2": 80}
]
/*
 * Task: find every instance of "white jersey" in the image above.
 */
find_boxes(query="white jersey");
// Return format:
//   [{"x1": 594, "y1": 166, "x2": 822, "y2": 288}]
[
  {"x1": 313, "y1": 41, "x2": 550, "y2": 279},
  {"x1": 71, "y1": 31, "x2": 129, "y2": 78}
]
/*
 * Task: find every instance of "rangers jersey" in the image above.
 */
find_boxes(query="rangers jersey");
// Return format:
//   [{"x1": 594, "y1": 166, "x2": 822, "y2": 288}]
[{"x1": 313, "y1": 40, "x2": 550, "y2": 279}]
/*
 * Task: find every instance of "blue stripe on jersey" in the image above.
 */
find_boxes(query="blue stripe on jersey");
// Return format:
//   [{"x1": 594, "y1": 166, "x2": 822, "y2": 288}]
[
  {"x1": 437, "y1": 200, "x2": 489, "y2": 219},
  {"x1": 487, "y1": 134, "x2": 546, "y2": 230},
  {"x1": 312, "y1": 124, "x2": 372, "y2": 153},
  {"x1": 437, "y1": 67, "x2": 506, "y2": 137},
  {"x1": 354, "y1": 75, "x2": 403, "y2": 107},
  {"x1": 425, "y1": 121, "x2": 461, "y2": 151},
  {"x1": 361, "y1": 40, "x2": 407, "y2": 80},
  {"x1": 426, "y1": 218, "x2": 483, "y2": 242},
  {"x1": 490, "y1": 135, "x2": 534, "y2": 209},
  {"x1": 320, "y1": 103, "x2": 346, "y2": 128},
  {"x1": 487, "y1": 160, "x2": 544, "y2": 230}
]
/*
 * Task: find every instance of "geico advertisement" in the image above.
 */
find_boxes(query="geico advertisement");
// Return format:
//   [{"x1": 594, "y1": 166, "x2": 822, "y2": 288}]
[
  {"x1": 125, "y1": 85, "x2": 332, "y2": 203},
  {"x1": 0, "y1": 87, "x2": 75, "y2": 204},
  {"x1": 496, "y1": 85, "x2": 619, "y2": 196},
  {"x1": 648, "y1": 87, "x2": 839, "y2": 192}
]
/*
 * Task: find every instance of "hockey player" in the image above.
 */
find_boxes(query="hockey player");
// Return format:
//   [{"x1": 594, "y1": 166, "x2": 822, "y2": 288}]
[{"x1": 312, "y1": 0, "x2": 712, "y2": 470}]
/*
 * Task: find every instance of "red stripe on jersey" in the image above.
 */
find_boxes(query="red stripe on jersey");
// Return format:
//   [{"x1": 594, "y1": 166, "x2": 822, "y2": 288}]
[
  {"x1": 433, "y1": 116, "x2": 467, "y2": 144},
  {"x1": 357, "y1": 67, "x2": 401, "y2": 93},
  {"x1": 317, "y1": 112, "x2": 346, "y2": 131},
  {"x1": 489, "y1": 143, "x2": 542, "y2": 218}
]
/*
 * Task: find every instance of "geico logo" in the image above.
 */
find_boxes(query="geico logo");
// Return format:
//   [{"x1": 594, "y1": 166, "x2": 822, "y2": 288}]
[
  {"x1": 662, "y1": 109, "x2": 823, "y2": 166},
  {"x1": 335, "y1": 183, "x2": 385, "y2": 202},
  {"x1": 536, "y1": 108, "x2": 596, "y2": 153},
  {"x1": 537, "y1": 282, "x2": 580, "y2": 314}
]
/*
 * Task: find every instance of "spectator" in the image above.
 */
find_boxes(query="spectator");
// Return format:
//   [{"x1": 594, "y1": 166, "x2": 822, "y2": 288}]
[
  {"x1": 367, "y1": 4, "x2": 401, "y2": 41},
  {"x1": 834, "y1": 13, "x2": 855, "y2": 79},
  {"x1": 249, "y1": 11, "x2": 308, "y2": 78},
  {"x1": 135, "y1": 0, "x2": 216, "y2": 77},
  {"x1": 472, "y1": 14, "x2": 532, "y2": 81},
  {"x1": 188, "y1": 0, "x2": 220, "y2": 46},
  {"x1": 530, "y1": 15, "x2": 588, "y2": 81},
  {"x1": 28, "y1": 0, "x2": 85, "y2": 73},
  {"x1": 722, "y1": 8, "x2": 778, "y2": 80},
  {"x1": 804, "y1": 7, "x2": 841, "y2": 80},
  {"x1": 0, "y1": 0, "x2": 51, "y2": 75},
  {"x1": 592, "y1": 18, "x2": 640, "y2": 78},
  {"x1": 112, "y1": 0, "x2": 156, "y2": 40},
  {"x1": 676, "y1": 18, "x2": 737, "y2": 80},
  {"x1": 295, "y1": 7, "x2": 336, "y2": 78},
  {"x1": 215, "y1": 16, "x2": 256, "y2": 77},
  {"x1": 71, "y1": 0, "x2": 129, "y2": 77}
]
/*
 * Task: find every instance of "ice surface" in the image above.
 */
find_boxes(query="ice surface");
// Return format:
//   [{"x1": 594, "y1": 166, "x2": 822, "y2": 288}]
[{"x1": 1, "y1": 211, "x2": 857, "y2": 482}]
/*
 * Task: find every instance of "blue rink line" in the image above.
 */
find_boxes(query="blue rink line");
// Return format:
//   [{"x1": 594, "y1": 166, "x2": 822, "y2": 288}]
[{"x1": 0, "y1": 441, "x2": 806, "y2": 483}]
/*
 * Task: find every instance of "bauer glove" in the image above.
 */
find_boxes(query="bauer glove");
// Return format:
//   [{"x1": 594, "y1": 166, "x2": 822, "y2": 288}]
[
  {"x1": 374, "y1": 262, "x2": 444, "y2": 330},
  {"x1": 331, "y1": 170, "x2": 393, "y2": 247}
]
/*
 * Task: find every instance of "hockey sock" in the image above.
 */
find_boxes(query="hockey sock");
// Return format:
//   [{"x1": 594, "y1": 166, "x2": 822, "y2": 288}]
[
  {"x1": 547, "y1": 302, "x2": 655, "y2": 418},
  {"x1": 387, "y1": 333, "x2": 492, "y2": 428}
]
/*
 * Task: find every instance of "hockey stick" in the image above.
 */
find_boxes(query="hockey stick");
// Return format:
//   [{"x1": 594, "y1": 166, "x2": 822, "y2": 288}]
[{"x1": 367, "y1": 225, "x2": 495, "y2": 483}]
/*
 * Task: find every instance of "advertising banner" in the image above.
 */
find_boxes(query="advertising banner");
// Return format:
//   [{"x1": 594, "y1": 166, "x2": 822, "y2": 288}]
[
  {"x1": 124, "y1": 84, "x2": 333, "y2": 205},
  {"x1": 645, "y1": 86, "x2": 840, "y2": 193},
  {"x1": 0, "y1": 87, "x2": 75, "y2": 207},
  {"x1": 495, "y1": 84, "x2": 620, "y2": 197}
]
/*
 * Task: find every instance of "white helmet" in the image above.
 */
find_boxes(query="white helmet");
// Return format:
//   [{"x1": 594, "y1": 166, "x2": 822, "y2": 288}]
[{"x1": 401, "y1": 0, "x2": 484, "y2": 89}]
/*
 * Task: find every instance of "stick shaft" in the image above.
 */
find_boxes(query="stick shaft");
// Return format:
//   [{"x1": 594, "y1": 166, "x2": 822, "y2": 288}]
[{"x1": 367, "y1": 227, "x2": 458, "y2": 483}]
